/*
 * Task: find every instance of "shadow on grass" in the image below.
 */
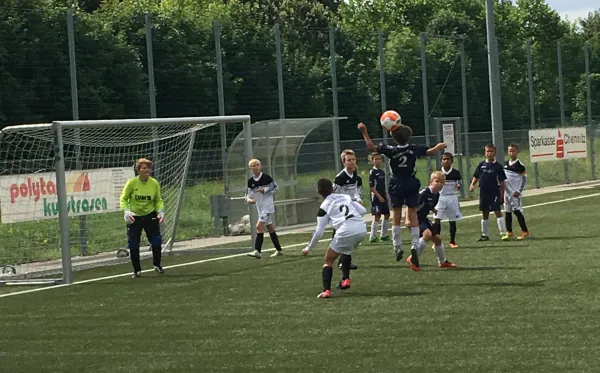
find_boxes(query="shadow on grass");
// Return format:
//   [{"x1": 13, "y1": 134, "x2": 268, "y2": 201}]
[
  {"x1": 425, "y1": 280, "x2": 545, "y2": 288},
  {"x1": 341, "y1": 290, "x2": 430, "y2": 298}
]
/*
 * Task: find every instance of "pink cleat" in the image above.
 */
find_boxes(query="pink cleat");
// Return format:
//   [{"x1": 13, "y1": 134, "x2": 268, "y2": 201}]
[
  {"x1": 317, "y1": 290, "x2": 332, "y2": 298},
  {"x1": 338, "y1": 279, "x2": 351, "y2": 290}
]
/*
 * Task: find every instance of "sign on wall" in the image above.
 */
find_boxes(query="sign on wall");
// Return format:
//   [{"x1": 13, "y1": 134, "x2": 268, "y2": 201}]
[
  {"x1": 0, "y1": 167, "x2": 134, "y2": 223},
  {"x1": 529, "y1": 127, "x2": 587, "y2": 163},
  {"x1": 442, "y1": 122, "x2": 456, "y2": 155}
]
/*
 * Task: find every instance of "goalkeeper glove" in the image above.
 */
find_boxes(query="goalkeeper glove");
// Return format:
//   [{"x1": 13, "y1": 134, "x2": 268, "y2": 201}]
[
  {"x1": 157, "y1": 210, "x2": 165, "y2": 225},
  {"x1": 124, "y1": 210, "x2": 135, "y2": 224}
]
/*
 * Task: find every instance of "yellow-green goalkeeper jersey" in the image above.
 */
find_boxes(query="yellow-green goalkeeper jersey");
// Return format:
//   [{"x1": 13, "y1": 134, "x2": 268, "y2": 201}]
[{"x1": 119, "y1": 176, "x2": 164, "y2": 216}]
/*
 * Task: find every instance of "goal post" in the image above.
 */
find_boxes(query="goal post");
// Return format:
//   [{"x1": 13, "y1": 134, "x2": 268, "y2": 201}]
[{"x1": 0, "y1": 115, "x2": 254, "y2": 286}]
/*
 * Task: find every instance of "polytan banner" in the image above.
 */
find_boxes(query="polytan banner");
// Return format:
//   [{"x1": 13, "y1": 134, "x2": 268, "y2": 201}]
[
  {"x1": 442, "y1": 122, "x2": 456, "y2": 155},
  {"x1": 529, "y1": 127, "x2": 588, "y2": 163},
  {"x1": 0, "y1": 167, "x2": 134, "y2": 223}
]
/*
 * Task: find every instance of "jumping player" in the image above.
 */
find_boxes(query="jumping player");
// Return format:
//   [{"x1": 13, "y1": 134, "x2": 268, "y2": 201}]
[
  {"x1": 368, "y1": 152, "x2": 391, "y2": 243},
  {"x1": 358, "y1": 122, "x2": 446, "y2": 267},
  {"x1": 433, "y1": 152, "x2": 463, "y2": 248},
  {"x1": 469, "y1": 144, "x2": 510, "y2": 241},
  {"x1": 120, "y1": 158, "x2": 165, "y2": 278},
  {"x1": 302, "y1": 178, "x2": 367, "y2": 299},
  {"x1": 405, "y1": 171, "x2": 456, "y2": 271},
  {"x1": 504, "y1": 143, "x2": 530, "y2": 239},
  {"x1": 246, "y1": 159, "x2": 284, "y2": 258},
  {"x1": 333, "y1": 149, "x2": 362, "y2": 270}
]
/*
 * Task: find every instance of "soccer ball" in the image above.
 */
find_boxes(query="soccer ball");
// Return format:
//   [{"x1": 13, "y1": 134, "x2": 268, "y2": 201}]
[{"x1": 380, "y1": 110, "x2": 402, "y2": 132}]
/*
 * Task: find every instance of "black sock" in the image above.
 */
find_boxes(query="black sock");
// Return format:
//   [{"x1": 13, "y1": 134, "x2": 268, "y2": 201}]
[
  {"x1": 130, "y1": 248, "x2": 141, "y2": 272},
  {"x1": 505, "y1": 212, "x2": 513, "y2": 233},
  {"x1": 341, "y1": 254, "x2": 352, "y2": 280},
  {"x1": 151, "y1": 245, "x2": 162, "y2": 267},
  {"x1": 269, "y1": 232, "x2": 282, "y2": 251},
  {"x1": 332, "y1": 229, "x2": 336, "y2": 239},
  {"x1": 449, "y1": 221, "x2": 457, "y2": 243},
  {"x1": 255, "y1": 233, "x2": 264, "y2": 253},
  {"x1": 434, "y1": 221, "x2": 442, "y2": 235},
  {"x1": 514, "y1": 210, "x2": 528, "y2": 232},
  {"x1": 322, "y1": 265, "x2": 333, "y2": 291}
]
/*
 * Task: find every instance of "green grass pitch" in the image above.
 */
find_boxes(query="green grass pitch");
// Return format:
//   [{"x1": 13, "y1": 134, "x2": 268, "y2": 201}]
[{"x1": 1, "y1": 188, "x2": 599, "y2": 372}]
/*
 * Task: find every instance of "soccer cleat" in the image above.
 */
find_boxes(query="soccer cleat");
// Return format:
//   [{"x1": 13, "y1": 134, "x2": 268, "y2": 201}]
[
  {"x1": 370, "y1": 237, "x2": 381, "y2": 244},
  {"x1": 132, "y1": 271, "x2": 141, "y2": 279},
  {"x1": 477, "y1": 235, "x2": 490, "y2": 242},
  {"x1": 500, "y1": 234, "x2": 510, "y2": 241},
  {"x1": 271, "y1": 250, "x2": 283, "y2": 257},
  {"x1": 247, "y1": 250, "x2": 262, "y2": 259},
  {"x1": 438, "y1": 260, "x2": 456, "y2": 268},
  {"x1": 449, "y1": 242, "x2": 458, "y2": 249},
  {"x1": 507, "y1": 231, "x2": 514, "y2": 238},
  {"x1": 517, "y1": 231, "x2": 530, "y2": 240},
  {"x1": 409, "y1": 247, "x2": 420, "y2": 272},
  {"x1": 380, "y1": 235, "x2": 391, "y2": 242},
  {"x1": 394, "y1": 247, "x2": 404, "y2": 261},
  {"x1": 317, "y1": 289, "x2": 332, "y2": 299},
  {"x1": 154, "y1": 265, "x2": 165, "y2": 274},
  {"x1": 337, "y1": 278, "x2": 351, "y2": 290}
]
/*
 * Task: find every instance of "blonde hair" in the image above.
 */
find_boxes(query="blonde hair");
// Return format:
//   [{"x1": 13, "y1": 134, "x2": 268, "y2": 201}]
[
  {"x1": 430, "y1": 171, "x2": 446, "y2": 183},
  {"x1": 340, "y1": 149, "x2": 356, "y2": 164},
  {"x1": 248, "y1": 158, "x2": 261, "y2": 167},
  {"x1": 136, "y1": 158, "x2": 153, "y2": 171}
]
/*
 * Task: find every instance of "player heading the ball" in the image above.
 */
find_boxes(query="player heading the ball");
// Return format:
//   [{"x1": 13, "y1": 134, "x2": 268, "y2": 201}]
[
  {"x1": 246, "y1": 159, "x2": 284, "y2": 259},
  {"x1": 358, "y1": 118, "x2": 446, "y2": 268},
  {"x1": 120, "y1": 158, "x2": 165, "y2": 278},
  {"x1": 302, "y1": 178, "x2": 367, "y2": 299}
]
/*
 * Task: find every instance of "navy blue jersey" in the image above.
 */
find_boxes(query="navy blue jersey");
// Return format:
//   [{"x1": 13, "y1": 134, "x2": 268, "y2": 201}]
[
  {"x1": 369, "y1": 168, "x2": 386, "y2": 196},
  {"x1": 416, "y1": 187, "x2": 440, "y2": 222},
  {"x1": 376, "y1": 143, "x2": 427, "y2": 179},
  {"x1": 473, "y1": 160, "x2": 506, "y2": 190}
]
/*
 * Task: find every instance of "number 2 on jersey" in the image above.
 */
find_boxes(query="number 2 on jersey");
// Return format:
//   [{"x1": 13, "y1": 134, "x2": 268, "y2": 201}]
[
  {"x1": 398, "y1": 155, "x2": 407, "y2": 167},
  {"x1": 339, "y1": 204, "x2": 354, "y2": 220}
]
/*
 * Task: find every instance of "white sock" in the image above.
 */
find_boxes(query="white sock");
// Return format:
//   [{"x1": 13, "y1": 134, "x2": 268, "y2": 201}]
[
  {"x1": 497, "y1": 217, "x2": 507, "y2": 235},
  {"x1": 381, "y1": 219, "x2": 390, "y2": 237},
  {"x1": 434, "y1": 243, "x2": 446, "y2": 263},
  {"x1": 370, "y1": 221, "x2": 379, "y2": 240},
  {"x1": 392, "y1": 225, "x2": 402, "y2": 252},
  {"x1": 481, "y1": 219, "x2": 489, "y2": 236},
  {"x1": 416, "y1": 238, "x2": 427, "y2": 257},
  {"x1": 410, "y1": 227, "x2": 420, "y2": 248}
]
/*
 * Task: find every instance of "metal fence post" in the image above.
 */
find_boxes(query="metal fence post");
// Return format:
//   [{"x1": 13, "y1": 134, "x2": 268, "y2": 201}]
[
  {"x1": 584, "y1": 42, "x2": 595, "y2": 180},
  {"x1": 460, "y1": 38, "x2": 471, "y2": 198},
  {"x1": 378, "y1": 30, "x2": 391, "y2": 188},
  {"x1": 145, "y1": 14, "x2": 160, "y2": 179},
  {"x1": 214, "y1": 20, "x2": 229, "y2": 195},
  {"x1": 420, "y1": 33, "x2": 432, "y2": 174},
  {"x1": 557, "y1": 41, "x2": 569, "y2": 183},
  {"x1": 329, "y1": 26, "x2": 341, "y2": 172},
  {"x1": 526, "y1": 40, "x2": 540, "y2": 188}
]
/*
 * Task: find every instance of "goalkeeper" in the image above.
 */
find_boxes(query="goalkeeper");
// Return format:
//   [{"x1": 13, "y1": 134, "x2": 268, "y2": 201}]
[{"x1": 120, "y1": 158, "x2": 166, "y2": 278}]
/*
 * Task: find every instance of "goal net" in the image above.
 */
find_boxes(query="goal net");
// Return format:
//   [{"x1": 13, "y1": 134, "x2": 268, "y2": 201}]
[{"x1": 0, "y1": 115, "x2": 254, "y2": 285}]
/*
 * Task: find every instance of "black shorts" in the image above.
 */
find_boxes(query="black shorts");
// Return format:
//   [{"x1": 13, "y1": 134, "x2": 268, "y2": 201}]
[
  {"x1": 389, "y1": 177, "x2": 421, "y2": 209},
  {"x1": 127, "y1": 211, "x2": 162, "y2": 248},
  {"x1": 479, "y1": 190, "x2": 502, "y2": 212},
  {"x1": 419, "y1": 219, "x2": 438, "y2": 238},
  {"x1": 371, "y1": 196, "x2": 390, "y2": 215}
]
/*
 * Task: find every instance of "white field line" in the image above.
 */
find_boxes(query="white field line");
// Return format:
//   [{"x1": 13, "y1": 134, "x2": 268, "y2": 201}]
[{"x1": 1, "y1": 191, "x2": 599, "y2": 299}]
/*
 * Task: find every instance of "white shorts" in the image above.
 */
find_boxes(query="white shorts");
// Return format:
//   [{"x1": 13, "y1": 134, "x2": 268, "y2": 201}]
[
  {"x1": 330, "y1": 231, "x2": 367, "y2": 256},
  {"x1": 258, "y1": 212, "x2": 274, "y2": 225},
  {"x1": 504, "y1": 194, "x2": 523, "y2": 212},
  {"x1": 434, "y1": 195, "x2": 463, "y2": 221}
]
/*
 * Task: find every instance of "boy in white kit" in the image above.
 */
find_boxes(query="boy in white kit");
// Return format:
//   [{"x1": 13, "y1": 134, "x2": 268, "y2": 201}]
[
  {"x1": 246, "y1": 158, "x2": 284, "y2": 258},
  {"x1": 503, "y1": 143, "x2": 530, "y2": 240},
  {"x1": 433, "y1": 152, "x2": 463, "y2": 248},
  {"x1": 302, "y1": 178, "x2": 367, "y2": 299}
]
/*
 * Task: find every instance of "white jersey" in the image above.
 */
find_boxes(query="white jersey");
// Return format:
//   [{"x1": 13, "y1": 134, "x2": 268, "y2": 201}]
[
  {"x1": 305, "y1": 194, "x2": 367, "y2": 251},
  {"x1": 503, "y1": 159, "x2": 527, "y2": 195},
  {"x1": 439, "y1": 167, "x2": 462, "y2": 197},
  {"x1": 245, "y1": 173, "x2": 278, "y2": 217}
]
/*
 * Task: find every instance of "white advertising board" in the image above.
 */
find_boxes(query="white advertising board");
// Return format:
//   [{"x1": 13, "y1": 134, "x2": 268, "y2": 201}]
[{"x1": 529, "y1": 127, "x2": 587, "y2": 163}]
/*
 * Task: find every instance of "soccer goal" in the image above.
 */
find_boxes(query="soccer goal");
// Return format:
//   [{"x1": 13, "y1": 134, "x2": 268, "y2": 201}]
[{"x1": 0, "y1": 115, "x2": 255, "y2": 286}]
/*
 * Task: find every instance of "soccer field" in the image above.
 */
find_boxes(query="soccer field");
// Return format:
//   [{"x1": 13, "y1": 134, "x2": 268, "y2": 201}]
[{"x1": 1, "y1": 188, "x2": 599, "y2": 373}]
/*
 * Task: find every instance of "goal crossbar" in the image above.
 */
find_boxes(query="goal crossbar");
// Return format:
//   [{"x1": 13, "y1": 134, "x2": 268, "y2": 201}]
[{"x1": 53, "y1": 115, "x2": 251, "y2": 129}]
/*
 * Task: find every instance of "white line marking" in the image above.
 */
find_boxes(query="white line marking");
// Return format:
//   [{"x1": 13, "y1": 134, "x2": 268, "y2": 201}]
[{"x1": 1, "y1": 191, "x2": 598, "y2": 299}]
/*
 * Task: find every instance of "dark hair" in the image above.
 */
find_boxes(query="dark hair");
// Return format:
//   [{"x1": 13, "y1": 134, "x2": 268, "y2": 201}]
[
  {"x1": 485, "y1": 144, "x2": 496, "y2": 150},
  {"x1": 317, "y1": 178, "x2": 333, "y2": 198},
  {"x1": 508, "y1": 143, "x2": 520, "y2": 151},
  {"x1": 441, "y1": 152, "x2": 453, "y2": 162},
  {"x1": 391, "y1": 124, "x2": 413, "y2": 145}
]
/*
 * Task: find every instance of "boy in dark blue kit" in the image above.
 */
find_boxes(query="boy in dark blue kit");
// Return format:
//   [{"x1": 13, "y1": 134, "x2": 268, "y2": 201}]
[
  {"x1": 469, "y1": 144, "x2": 510, "y2": 241},
  {"x1": 358, "y1": 121, "x2": 446, "y2": 267},
  {"x1": 368, "y1": 152, "x2": 391, "y2": 243}
]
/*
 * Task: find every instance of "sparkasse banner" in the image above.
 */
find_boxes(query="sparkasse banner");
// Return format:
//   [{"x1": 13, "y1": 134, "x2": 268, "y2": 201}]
[
  {"x1": 0, "y1": 167, "x2": 134, "y2": 223},
  {"x1": 529, "y1": 127, "x2": 587, "y2": 163}
]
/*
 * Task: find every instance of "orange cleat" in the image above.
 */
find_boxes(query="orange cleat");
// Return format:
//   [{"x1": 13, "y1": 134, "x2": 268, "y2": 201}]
[
  {"x1": 517, "y1": 231, "x2": 530, "y2": 240},
  {"x1": 317, "y1": 290, "x2": 332, "y2": 298},
  {"x1": 338, "y1": 279, "x2": 351, "y2": 290},
  {"x1": 438, "y1": 260, "x2": 456, "y2": 268},
  {"x1": 507, "y1": 231, "x2": 514, "y2": 238},
  {"x1": 449, "y1": 243, "x2": 459, "y2": 249}
]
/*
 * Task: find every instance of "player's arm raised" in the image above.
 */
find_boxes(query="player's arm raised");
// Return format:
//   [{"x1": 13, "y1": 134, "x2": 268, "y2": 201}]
[
  {"x1": 425, "y1": 143, "x2": 447, "y2": 156},
  {"x1": 357, "y1": 123, "x2": 378, "y2": 153}
]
